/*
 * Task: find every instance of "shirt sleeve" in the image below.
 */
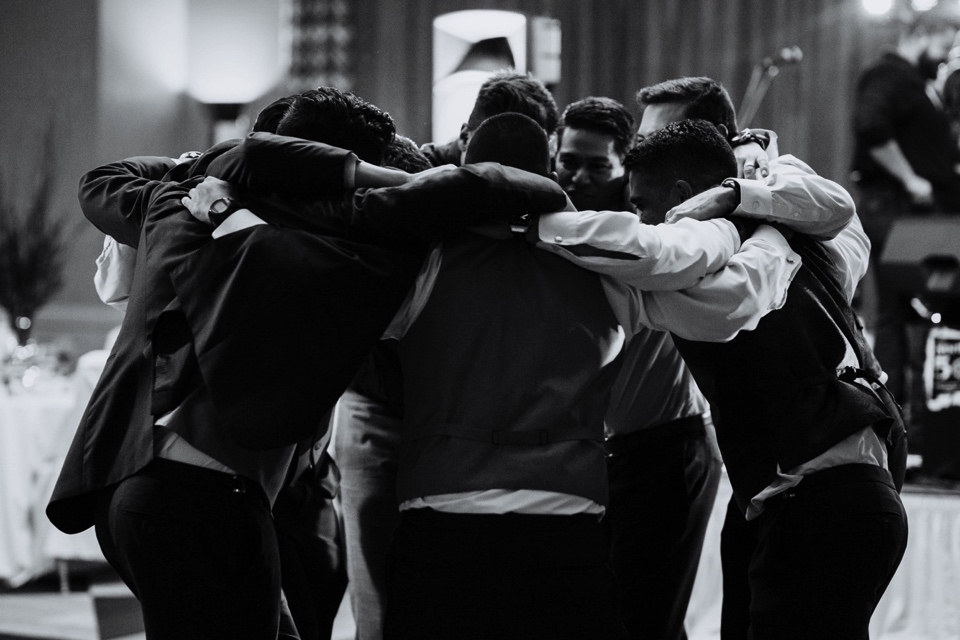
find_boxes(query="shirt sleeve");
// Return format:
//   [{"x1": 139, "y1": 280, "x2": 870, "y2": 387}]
[
  {"x1": 94, "y1": 235, "x2": 137, "y2": 312},
  {"x1": 536, "y1": 210, "x2": 741, "y2": 291},
  {"x1": 822, "y1": 213, "x2": 871, "y2": 302},
  {"x1": 603, "y1": 225, "x2": 801, "y2": 342},
  {"x1": 204, "y1": 132, "x2": 356, "y2": 197},
  {"x1": 725, "y1": 154, "x2": 855, "y2": 240},
  {"x1": 78, "y1": 156, "x2": 177, "y2": 246},
  {"x1": 853, "y1": 66, "x2": 903, "y2": 146}
]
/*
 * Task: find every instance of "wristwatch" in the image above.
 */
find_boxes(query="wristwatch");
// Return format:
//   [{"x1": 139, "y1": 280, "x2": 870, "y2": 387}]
[
  {"x1": 729, "y1": 129, "x2": 770, "y2": 150},
  {"x1": 207, "y1": 196, "x2": 240, "y2": 227},
  {"x1": 721, "y1": 178, "x2": 742, "y2": 206}
]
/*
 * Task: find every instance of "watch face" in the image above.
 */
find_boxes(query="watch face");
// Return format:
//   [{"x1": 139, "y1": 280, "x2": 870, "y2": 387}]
[{"x1": 211, "y1": 198, "x2": 231, "y2": 214}]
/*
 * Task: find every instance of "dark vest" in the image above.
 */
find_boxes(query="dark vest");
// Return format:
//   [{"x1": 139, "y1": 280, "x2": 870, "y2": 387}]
[
  {"x1": 673, "y1": 235, "x2": 891, "y2": 513},
  {"x1": 396, "y1": 231, "x2": 622, "y2": 506}
]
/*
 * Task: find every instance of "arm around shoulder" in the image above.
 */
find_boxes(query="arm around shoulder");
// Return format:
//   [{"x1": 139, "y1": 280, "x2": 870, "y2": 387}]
[{"x1": 78, "y1": 156, "x2": 177, "y2": 246}]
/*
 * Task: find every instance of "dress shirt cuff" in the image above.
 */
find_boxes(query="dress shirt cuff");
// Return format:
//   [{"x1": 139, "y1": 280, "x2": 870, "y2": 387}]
[
  {"x1": 343, "y1": 153, "x2": 359, "y2": 190},
  {"x1": 94, "y1": 235, "x2": 136, "y2": 312},
  {"x1": 756, "y1": 129, "x2": 779, "y2": 159},
  {"x1": 212, "y1": 209, "x2": 268, "y2": 239},
  {"x1": 730, "y1": 178, "x2": 774, "y2": 219},
  {"x1": 750, "y1": 223, "x2": 801, "y2": 310}
]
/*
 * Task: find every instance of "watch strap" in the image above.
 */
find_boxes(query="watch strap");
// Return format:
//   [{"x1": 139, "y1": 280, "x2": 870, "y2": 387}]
[{"x1": 729, "y1": 129, "x2": 770, "y2": 150}]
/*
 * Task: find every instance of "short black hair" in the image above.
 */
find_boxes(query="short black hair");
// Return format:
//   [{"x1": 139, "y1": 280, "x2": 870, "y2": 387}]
[
  {"x1": 384, "y1": 135, "x2": 432, "y2": 173},
  {"x1": 468, "y1": 71, "x2": 559, "y2": 134},
  {"x1": 624, "y1": 119, "x2": 736, "y2": 195},
  {"x1": 252, "y1": 95, "x2": 296, "y2": 133},
  {"x1": 637, "y1": 77, "x2": 738, "y2": 139},
  {"x1": 557, "y1": 96, "x2": 637, "y2": 158},
  {"x1": 275, "y1": 86, "x2": 395, "y2": 165},
  {"x1": 464, "y1": 112, "x2": 550, "y2": 176}
]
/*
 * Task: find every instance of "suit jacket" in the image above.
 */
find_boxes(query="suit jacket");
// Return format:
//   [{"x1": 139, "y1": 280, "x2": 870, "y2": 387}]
[{"x1": 48, "y1": 135, "x2": 568, "y2": 533}]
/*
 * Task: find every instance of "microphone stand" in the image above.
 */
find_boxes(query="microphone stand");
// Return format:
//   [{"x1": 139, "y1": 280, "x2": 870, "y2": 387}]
[
  {"x1": 738, "y1": 62, "x2": 780, "y2": 130},
  {"x1": 737, "y1": 47, "x2": 801, "y2": 129}
]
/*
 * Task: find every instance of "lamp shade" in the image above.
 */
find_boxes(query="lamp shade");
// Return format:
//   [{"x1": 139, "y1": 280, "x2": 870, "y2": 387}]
[{"x1": 186, "y1": 0, "x2": 285, "y2": 105}]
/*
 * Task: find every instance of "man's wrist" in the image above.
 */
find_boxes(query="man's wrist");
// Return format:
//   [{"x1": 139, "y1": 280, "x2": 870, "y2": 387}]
[
  {"x1": 730, "y1": 129, "x2": 771, "y2": 150},
  {"x1": 721, "y1": 178, "x2": 742, "y2": 209},
  {"x1": 208, "y1": 196, "x2": 241, "y2": 227}
]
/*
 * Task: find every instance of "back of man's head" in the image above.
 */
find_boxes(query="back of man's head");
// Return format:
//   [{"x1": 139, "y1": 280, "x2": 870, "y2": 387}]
[
  {"x1": 625, "y1": 118, "x2": 736, "y2": 198},
  {"x1": 900, "y1": 7, "x2": 960, "y2": 77},
  {"x1": 904, "y1": 5, "x2": 960, "y2": 38},
  {"x1": 384, "y1": 135, "x2": 432, "y2": 173},
  {"x1": 253, "y1": 95, "x2": 296, "y2": 134},
  {"x1": 464, "y1": 112, "x2": 551, "y2": 176},
  {"x1": 467, "y1": 71, "x2": 559, "y2": 134},
  {"x1": 276, "y1": 86, "x2": 396, "y2": 165},
  {"x1": 637, "y1": 77, "x2": 738, "y2": 138},
  {"x1": 557, "y1": 96, "x2": 636, "y2": 158}
]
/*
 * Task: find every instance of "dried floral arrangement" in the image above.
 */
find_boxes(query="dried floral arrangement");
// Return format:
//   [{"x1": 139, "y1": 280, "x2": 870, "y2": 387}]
[{"x1": 0, "y1": 129, "x2": 71, "y2": 345}]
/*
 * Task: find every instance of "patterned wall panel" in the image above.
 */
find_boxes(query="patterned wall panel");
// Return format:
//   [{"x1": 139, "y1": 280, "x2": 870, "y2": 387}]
[{"x1": 289, "y1": 0, "x2": 354, "y2": 91}]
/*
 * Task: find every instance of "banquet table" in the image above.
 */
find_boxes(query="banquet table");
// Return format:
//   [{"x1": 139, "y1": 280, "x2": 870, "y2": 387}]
[{"x1": 0, "y1": 352, "x2": 106, "y2": 588}]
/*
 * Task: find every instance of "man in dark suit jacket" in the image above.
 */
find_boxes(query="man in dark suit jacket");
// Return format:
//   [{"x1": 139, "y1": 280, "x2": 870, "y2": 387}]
[{"x1": 47, "y1": 87, "x2": 568, "y2": 639}]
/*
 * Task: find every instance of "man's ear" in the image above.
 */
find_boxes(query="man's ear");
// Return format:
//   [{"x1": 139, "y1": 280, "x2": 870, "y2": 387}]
[
  {"x1": 716, "y1": 123, "x2": 730, "y2": 140},
  {"x1": 548, "y1": 170, "x2": 559, "y2": 184},
  {"x1": 673, "y1": 179, "x2": 694, "y2": 205}
]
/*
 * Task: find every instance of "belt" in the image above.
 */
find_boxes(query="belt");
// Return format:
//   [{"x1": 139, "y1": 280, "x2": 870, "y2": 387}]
[
  {"x1": 763, "y1": 463, "x2": 896, "y2": 516},
  {"x1": 604, "y1": 414, "x2": 706, "y2": 457},
  {"x1": 788, "y1": 462, "x2": 894, "y2": 495}
]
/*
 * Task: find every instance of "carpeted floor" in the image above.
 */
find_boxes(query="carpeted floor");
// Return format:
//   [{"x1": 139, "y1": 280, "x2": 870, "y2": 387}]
[{"x1": 0, "y1": 564, "x2": 356, "y2": 640}]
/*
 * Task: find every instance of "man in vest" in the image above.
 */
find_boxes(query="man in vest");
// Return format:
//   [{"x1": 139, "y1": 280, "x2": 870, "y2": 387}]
[
  {"x1": 628, "y1": 118, "x2": 908, "y2": 640},
  {"x1": 379, "y1": 112, "x2": 811, "y2": 639}
]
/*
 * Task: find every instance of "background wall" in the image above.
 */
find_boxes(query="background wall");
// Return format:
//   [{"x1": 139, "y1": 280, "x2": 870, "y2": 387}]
[
  {"x1": 1, "y1": 0, "x2": 907, "y2": 353},
  {"x1": 352, "y1": 0, "x2": 900, "y2": 185}
]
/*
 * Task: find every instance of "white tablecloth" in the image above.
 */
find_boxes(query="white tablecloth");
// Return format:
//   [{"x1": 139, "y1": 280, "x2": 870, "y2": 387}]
[
  {"x1": 0, "y1": 353, "x2": 106, "y2": 587},
  {"x1": 686, "y1": 474, "x2": 960, "y2": 640}
]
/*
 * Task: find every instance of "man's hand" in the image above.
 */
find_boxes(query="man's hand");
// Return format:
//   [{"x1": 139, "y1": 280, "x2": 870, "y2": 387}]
[
  {"x1": 665, "y1": 184, "x2": 739, "y2": 224},
  {"x1": 175, "y1": 151, "x2": 203, "y2": 165},
  {"x1": 181, "y1": 177, "x2": 236, "y2": 225},
  {"x1": 734, "y1": 142, "x2": 769, "y2": 180}
]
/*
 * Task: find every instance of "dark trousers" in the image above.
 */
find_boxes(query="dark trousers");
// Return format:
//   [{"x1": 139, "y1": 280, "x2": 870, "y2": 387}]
[
  {"x1": 719, "y1": 496, "x2": 754, "y2": 640},
  {"x1": 272, "y1": 453, "x2": 347, "y2": 640},
  {"x1": 721, "y1": 464, "x2": 908, "y2": 640},
  {"x1": 604, "y1": 417, "x2": 723, "y2": 640},
  {"x1": 94, "y1": 459, "x2": 283, "y2": 640},
  {"x1": 384, "y1": 509, "x2": 628, "y2": 640}
]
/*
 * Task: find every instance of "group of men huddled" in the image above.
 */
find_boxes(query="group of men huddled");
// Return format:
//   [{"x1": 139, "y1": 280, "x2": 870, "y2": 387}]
[{"x1": 46, "y1": 67, "x2": 907, "y2": 640}]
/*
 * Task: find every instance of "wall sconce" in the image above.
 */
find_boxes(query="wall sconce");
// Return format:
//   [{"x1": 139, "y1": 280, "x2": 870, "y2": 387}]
[
  {"x1": 203, "y1": 102, "x2": 248, "y2": 146},
  {"x1": 431, "y1": 10, "x2": 561, "y2": 144},
  {"x1": 185, "y1": 0, "x2": 287, "y2": 144}
]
